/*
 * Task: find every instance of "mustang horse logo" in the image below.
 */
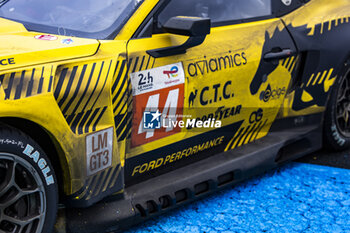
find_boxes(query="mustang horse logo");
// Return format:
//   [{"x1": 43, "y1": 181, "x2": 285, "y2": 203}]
[{"x1": 250, "y1": 26, "x2": 293, "y2": 95}]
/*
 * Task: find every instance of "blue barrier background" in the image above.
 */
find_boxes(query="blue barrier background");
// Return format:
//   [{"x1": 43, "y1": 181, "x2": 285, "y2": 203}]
[{"x1": 126, "y1": 163, "x2": 350, "y2": 233}]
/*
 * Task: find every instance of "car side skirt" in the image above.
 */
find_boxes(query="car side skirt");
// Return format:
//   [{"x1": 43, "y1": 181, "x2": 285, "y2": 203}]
[{"x1": 57, "y1": 113, "x2": 323, "y2": 233}]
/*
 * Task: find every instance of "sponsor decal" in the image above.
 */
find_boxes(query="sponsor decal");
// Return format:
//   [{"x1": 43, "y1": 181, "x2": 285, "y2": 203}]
[
  {"x1": 131, "y1": 136, "x2": 225, "y2": 176},
  {"x1": 125, "y1": 121, "x2": 243, "y2": 183},
  {"x1": 189, "y1": 81, "x2": 235, "y2": 107},
  {"x1": 189, "y1": 90, "x2": 198, "y2": 107},
  {"x1": 86, "y1": 128, "x2": 113, "y2": 176},
  {"x1": 34, "y1": 34, "x2": 58, "y2": 41},
  {"x1": 249, "y1": 108, "x2": 263, "y2": 124},
  {"x1": 131, "y1": 62, "x2": 184, "y2": 96},
  {"x1": 0, "y1": 58, "x2": 15, "y2": 66},
  {"x1": 61, "y1": 38, "x2": 74, "y2": 45},
  {"x1": 187, "y1": 51, "x2": 247, "y2": 77},
  {"x1": 131, "y1": 63, "x2": 185, "y2": 147},
  {"x1": 163, "y1": 66, "x2": 179, "y2": 78},
  {"x1": 260, "y1": 84, "x2": 286, "y2": 102},
  {"x1": 22, "y1": 144, "x2": 55, "y2": 185}
]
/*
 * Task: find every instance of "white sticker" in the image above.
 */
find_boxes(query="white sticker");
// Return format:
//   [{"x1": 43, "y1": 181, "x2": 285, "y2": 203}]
[
  {"x1": 86, "y1": 128, "x2": 113, "y2": 176},
  {"x1": 130, "y1": 62, "x2": 185, "y2": 96}
]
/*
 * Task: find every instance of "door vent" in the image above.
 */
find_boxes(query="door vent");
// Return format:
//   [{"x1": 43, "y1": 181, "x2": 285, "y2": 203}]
[{"x1": 134, "y1": 170, "x2": 241, "y2": 218}]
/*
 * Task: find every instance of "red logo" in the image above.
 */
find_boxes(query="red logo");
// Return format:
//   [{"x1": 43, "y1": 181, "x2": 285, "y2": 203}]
[
  {"x1": 163, "y1": 66, "x2": 179, "y2": 78},
  {"x1": 34, "y1": 35, "x2": 58, "y2": 41}
]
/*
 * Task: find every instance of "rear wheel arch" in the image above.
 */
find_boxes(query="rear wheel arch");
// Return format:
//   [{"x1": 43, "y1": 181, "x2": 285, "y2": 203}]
[
  {"x1": 323, "y1": 59, "x2": 350, "y2": 151},
  {"x1": 0, "y1": 117, "x2": 69, "y2": 198}
]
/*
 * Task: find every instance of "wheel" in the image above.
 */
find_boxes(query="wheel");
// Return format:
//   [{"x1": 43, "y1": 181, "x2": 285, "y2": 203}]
[
  {"x1": 0, "y1": 124, "x2": 58, "y2": 233},
  {"x1": 324, "y1": 67, "x2": 350, "y2": 151}
]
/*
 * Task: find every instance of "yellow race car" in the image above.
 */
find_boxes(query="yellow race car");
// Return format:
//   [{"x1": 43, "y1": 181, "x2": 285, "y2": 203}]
[{"x1": 0, "y1": 0, "x2": 350, "y2": 232}]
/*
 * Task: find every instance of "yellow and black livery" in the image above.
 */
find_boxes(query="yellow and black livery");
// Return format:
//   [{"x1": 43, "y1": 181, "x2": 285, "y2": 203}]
[{"x1": 0, "y1": 0, "x2": 350, "y2": 232}]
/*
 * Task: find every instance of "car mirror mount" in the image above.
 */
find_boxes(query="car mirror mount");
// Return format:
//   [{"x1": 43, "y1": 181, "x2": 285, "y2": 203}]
[{"x1": 147, "y1": 16, "x2": 211, "y2": 58}]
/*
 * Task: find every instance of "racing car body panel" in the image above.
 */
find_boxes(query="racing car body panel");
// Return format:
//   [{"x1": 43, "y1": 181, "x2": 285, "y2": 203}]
[
  {"x1": 0, "y1": 19, "x2": 100, "y2": 72},
  {"x1": 278, "y1": 0, "x2": 350, "y2": 118},
  {"x1": 115, "y1": 0, "x2": 159, "y2": 41},
  {"x1": 0, "y1": 17, "x2": 26, "y2": 34},
  {"x1": 0, "y1": 39, "x2": 127, "y2": 199},
  {"x1": 124, "y1": 18, "x2": 298, "y2": 185},
  {"x1": 0, "y1": 0, "x2": 349, "y2": 230}
]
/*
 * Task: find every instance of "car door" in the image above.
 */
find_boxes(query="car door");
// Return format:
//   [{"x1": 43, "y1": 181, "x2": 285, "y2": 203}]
[{"x1": 123, "y1": 0, "x2": 298, "y2": 185}]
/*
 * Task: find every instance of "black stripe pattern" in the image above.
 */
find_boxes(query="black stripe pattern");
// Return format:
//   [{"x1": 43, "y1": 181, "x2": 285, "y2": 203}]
[
  {"x1": 225, "y1": 119, "x2": 268, "y2": 151},
  {"x1": 281, "y1": 55, "x2": 299, "y2": 75},
  {"x1": 54, "y1": 60, "x2": 114, "y2": 135},
  {"x1": 0, "y1": 66, "x2": 54, "y2": 100},
  {"x1": 72, "y1": 165, "x2": 122, "y2": 202},
  {"x1": 112, "y1": 55, "x2": 155, "y2": 142}
]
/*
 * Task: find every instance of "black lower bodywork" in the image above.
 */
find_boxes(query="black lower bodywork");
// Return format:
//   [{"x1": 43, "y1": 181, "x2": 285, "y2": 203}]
[{"x1": 55, "y1": 113, "x2": 323, "y2": 233}]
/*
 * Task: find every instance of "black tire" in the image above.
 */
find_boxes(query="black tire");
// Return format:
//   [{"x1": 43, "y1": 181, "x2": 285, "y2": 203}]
[
  {"x1": 0, "y1": 124, "x2": 58, "y2": 233},
  {"x1": 324, "y1": 67, "x2": 350, "y2": 151}
]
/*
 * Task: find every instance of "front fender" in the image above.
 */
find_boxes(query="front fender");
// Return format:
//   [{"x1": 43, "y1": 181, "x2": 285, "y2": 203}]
[{"x1": 0, "y1": 93, "x2": 86, "y2": 194}]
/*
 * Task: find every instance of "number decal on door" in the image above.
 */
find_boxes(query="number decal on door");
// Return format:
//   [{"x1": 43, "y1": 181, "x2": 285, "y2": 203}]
[{"x1": 130, "y1": 63, "x2": 185, "y2": 147}]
